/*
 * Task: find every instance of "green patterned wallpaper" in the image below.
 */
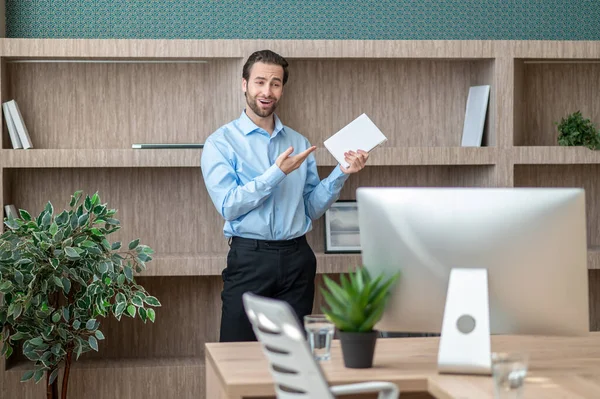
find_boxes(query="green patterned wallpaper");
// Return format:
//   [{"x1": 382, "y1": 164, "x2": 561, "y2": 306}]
[{"x1": 5, "y1": 0, "x2": 600, "y2": 40}]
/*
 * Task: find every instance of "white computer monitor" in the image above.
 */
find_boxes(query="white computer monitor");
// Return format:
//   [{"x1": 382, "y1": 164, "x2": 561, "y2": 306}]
[{"x1": 356, "y1": 187, "x2": 589, "y2": 374}]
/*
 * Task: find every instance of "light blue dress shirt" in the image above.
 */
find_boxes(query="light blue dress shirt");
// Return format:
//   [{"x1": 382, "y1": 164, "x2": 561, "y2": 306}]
[{"x1": 201, "y1": 110, "x2": 350, "y2": 240}]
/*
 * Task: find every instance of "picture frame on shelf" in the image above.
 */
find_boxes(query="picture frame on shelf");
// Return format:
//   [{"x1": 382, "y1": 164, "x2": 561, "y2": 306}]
[{"x1": 324, "y1": 200, "x2": 361, "y2": 254}]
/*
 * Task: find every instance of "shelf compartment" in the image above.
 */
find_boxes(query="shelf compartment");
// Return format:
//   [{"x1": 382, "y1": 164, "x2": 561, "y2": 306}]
[
  {"x1": 514, "y1": 164, "x2": 600, "y2": 250},
  {"x1": 1, "y1": 147, "x2": 497, "y2": 168},
  {"x1": 279, "y1": 58, "x2": 496, "y2": 148},
  {"x1": 2, "y1": 167, "x2": 226, "y2": 255},
  {"x1": 3, "y1": 59, "x2": 243, "y2": 149},
  {"x1": 514, "y1": 59, "x2": 600, "y2": 146},
  {"x1": 4, "y1": 355, "x2": 204, "y2": 398}
]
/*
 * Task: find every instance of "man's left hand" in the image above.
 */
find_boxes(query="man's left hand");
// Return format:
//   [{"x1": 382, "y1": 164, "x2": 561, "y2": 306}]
[{"x1": 340, "y1": 149, "x2": 369, "y2": 174}]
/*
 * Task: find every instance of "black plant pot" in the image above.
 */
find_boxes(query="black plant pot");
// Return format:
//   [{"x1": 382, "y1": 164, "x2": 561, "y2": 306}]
[{"x1": 338, "y1": 330, "x2": 378, "y2": 368}]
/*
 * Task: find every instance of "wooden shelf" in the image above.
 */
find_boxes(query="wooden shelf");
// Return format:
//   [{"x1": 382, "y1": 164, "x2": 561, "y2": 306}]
[
  {"x1": 0, "y1": 38, "x2": 496, "y2": 59},
  {"x1": 138, "y1": 252, "x2": 362, "y2": 276},
  {"x1": 1, "y1": 147, "x2": 497, "y2": 168},
  {"x1": 138, "y1": 249, "x2": 600, "y2": 276},
  {"x1": 0, "y1": 149, "x2": 203, "y2": 168},
  {"x1": 514, "y1": 146, "x2": 600, "y2": 164}
]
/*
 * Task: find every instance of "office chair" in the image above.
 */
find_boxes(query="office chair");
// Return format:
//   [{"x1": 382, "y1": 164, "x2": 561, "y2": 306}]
[{"x1": 242, "y1": 292, "x2": 400, "y2": 399}]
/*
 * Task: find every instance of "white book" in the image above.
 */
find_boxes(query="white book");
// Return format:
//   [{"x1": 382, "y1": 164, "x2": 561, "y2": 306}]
[
  {"x1": 4, "y1": 204, "x2": 18, "y2": 219},
  {"x1": 6, "y1": 100, "x2": 33, "y2": 149},
  {"x1": 2, "y1": 102, "x2": 23, "y2": 149},
  {"x1": 324, "y1": 113, "x2": 387, "y2": 168},
  {"x1": 461, "y1": 85, "x2": 490, "y2": 147}
]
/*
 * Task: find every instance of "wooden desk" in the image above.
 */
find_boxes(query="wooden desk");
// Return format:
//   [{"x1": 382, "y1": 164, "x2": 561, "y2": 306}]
[{"x1": 206, "y1": 333, "x2": 600, "y2": 398}]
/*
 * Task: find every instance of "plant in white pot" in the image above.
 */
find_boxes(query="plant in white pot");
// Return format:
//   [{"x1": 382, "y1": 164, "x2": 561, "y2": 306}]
[
  {"x1": 0, "y1": 190, "x2": 160, "y2": 399},
  {"x1": 321, "y1": 266, "x2": 399, "y2": 368}
]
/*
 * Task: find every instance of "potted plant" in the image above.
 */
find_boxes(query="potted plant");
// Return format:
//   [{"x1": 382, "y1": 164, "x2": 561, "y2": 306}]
[
  {"x1": 0, "y1": 190, "x2": 160, "y2": 399},
  {"x1": 320, "y1": 266, "x2": 399, "y2": 368},
  {"x1": 556, "y1": 110, "x2": 600, "y2": 150}
]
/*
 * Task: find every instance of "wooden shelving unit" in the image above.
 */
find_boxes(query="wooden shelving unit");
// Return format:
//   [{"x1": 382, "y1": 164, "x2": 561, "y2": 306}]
[{"x1": 2, "y1": 38, "x2": 600, "y2": 399}]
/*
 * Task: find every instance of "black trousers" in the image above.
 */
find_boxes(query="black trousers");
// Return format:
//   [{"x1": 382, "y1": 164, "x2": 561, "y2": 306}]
[{"x1": 219, "y1": 235, "x2": 317, "y2": 342}]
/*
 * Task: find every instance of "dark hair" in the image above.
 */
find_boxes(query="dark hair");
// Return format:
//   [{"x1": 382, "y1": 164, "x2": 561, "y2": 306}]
[{"x1": 242, "y1": 50, "x2": 289, "y2": 85}]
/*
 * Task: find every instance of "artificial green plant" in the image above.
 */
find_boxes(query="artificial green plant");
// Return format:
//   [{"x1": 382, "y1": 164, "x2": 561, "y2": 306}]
[
  {"x1": 321, "y1": 266, "x2": 399, "y2": 333},
  {"x1": 0, "y1": 190, "x2": 160, "y2": 399},
  {"x1": 556, "y1": 111, "x2": 600, "y2": 150}
]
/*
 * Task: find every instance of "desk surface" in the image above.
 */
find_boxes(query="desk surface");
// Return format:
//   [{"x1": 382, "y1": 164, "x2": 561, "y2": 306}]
[{"x1": 205, "y1": 333, "x2": 600, "y2": 399}]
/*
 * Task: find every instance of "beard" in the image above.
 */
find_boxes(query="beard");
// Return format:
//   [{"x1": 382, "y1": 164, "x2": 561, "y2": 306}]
[{"x1": 245, "y1": 91, "x2": 279, "y2": 117}]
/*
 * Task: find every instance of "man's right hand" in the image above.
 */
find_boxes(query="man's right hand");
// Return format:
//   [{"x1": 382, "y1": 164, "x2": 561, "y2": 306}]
[{"x1": 276, "y1": 146, "x2": 317, "y2": 175}]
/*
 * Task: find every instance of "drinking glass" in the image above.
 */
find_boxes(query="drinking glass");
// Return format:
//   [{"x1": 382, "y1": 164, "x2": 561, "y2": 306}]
[
  {"x1": 491, "y1": 352, "x2": 529, "y2": 399},
  {"x1": 303, "y1": 314, "x2": 335, "y2": 361}
]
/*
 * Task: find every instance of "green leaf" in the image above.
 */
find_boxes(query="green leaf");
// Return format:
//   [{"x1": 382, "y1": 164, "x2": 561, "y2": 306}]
[
  {"x1": 128, "y1": 239, "x2": 140, "y2": 250},
  {"x1": 127, "y1": 304, "x2": 136, "y2": 318},
  {"x1": 139, "y1": 307, "x2": 147, "y2": 323},
  {"x1": 14, "y1": 271, "x2": 24, "y2": 286},
  {"x1": 81, "y1": 240, "x2": 97, "y2": 248},
  {"x1": 20, "y1": 370, "x2": 35, "y2": 382},
  {"x1": 111, "y1": 241, "x2": 122, "y2": 250},
  {"x1": 19, "y1": 209, "x2": 32, "y2": 221},
  {"x1": 0, "y1": 280, "x2": 13, "y2": 292},
  {"x1": 84, "y1": 196, "x2": 93, "y2": 211},
  {"x1": 106, "y1": 218, "x2": 120, "y2": 225},
  {"x1": 52, "y1": 312, "x2": 61, "y2": 323},
  {"x1": 50, "y1": 258, "x2": 59, "y2": 269},
  {"x1": 147, "y1": 308, "x2": 156, "y2": 323},
  {"x1": 86, "y1": 319, "x2": 96, "y2": 330},
  {"x1": 78, "y1": 213, "x2": 89, "y2": 227},
  {"x1": 88, "y1": 335, "x2": 98, "y2": 351},
  {"x1": 55, "y1": 210, "x2": 69, "y2": 225},
  {"x1": 73, "y1": 320, "x2": 81, "y2": 330},
  {"x1": 63, "y1": 307, "x2": 70, "y2": 322},
  {"x1": 12, "y1": 303, "x2": 23, "y2": 319},
  {"x1": 113, "y1": 302, "x2": 126, "y2": 316},
  {"x1": 64, "y1": 247, "x2": 80, "y2": 259},
  {"x1": 124, "y1": 265, "x2": 133, "y2": 282},
  {"x1": 323, "y1": 276, "x2": 350, "y2": 305},
  {"x1": 97, "y1": 262, "x2": 109, "y2": 274},
  {"x1": 49, "y1": 222, "x2": 58, "y2": 236},
  {"x1": 91, "y1": 192, "x2": 100, "y2": 206},
  {"x1": 62, "y1": 278, "x2": 71, "y2": 294},
  {"x1": 95, "y1": 330, "x2": 105, "y2": 340},
  {"x1": 33, "y1": 369, "x2": 44, "y2": 383},
  {"x1": 48, "y1": 368, "x2": 59, "y2": 385},
  {"x1": 90, "y1": 228, "x2": 103, "y2": 237},
  {"x1": 29, "y1": 337, "x2": 44, "y2": 346},
  {"x1": 131, "y1": 296, "x2": 144, "y2": 307},
  {"x1": 143, "y1": 296, "x2": 161, "y2": 307},
  {"x1": 52, "y1": 276, "x2": 63, "y2": 288},
  {"x1": 117, "y1": 274, "x2": 125, "y2": 286},
  {"x1": 116, "y1": 293, "x2": 126, "y2": 304},
  {"x1": 41, "y1": 212, "x2": 51, "y2": 227}
]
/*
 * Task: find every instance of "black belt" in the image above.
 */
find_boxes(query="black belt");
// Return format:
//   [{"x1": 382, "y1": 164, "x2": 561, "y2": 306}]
[{"x1": 229, "y1": 235, "x2": 306, "y2": 249}]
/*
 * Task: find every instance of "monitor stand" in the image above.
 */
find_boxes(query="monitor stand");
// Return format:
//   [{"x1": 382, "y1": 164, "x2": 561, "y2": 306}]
[{"x1": 437, "y1": 268, "x2": 491, "y2": 375}]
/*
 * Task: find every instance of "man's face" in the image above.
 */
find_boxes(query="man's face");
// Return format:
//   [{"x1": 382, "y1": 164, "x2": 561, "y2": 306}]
[{"x1": 242, "y1": 62, "x2": 284, "y2": 118}]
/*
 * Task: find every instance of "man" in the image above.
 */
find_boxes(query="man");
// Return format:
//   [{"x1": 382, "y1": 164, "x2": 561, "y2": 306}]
[{"x1": 201, "y1": 49, "x2": 369, "y2": 342}]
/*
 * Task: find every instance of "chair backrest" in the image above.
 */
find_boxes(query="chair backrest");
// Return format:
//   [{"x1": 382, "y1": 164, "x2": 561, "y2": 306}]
[{"x1": 242, "y1": 292, "x2": 334, "y2": 399}]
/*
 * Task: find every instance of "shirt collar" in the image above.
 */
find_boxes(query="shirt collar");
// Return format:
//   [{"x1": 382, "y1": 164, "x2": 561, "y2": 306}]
[{"x1": 239, "y1": 110, "x2": 284, "y2": 136}]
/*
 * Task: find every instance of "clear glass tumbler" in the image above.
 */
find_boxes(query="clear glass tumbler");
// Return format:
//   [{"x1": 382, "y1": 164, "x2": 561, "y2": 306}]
[
  {"x1": 304, "y1": 314, "x2": 335, "y2": 361},
  {"x1": 491, "y1": 352, "x2": 529, "y2": 399}
]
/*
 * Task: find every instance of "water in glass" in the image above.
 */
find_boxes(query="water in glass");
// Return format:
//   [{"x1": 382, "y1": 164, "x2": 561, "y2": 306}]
[
  {"x1": 492, "y1": 352, "x2": 528, "y2": 399},
  {"x1": 304, "y1": 315, "x2": 334, "y2": 361}
]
